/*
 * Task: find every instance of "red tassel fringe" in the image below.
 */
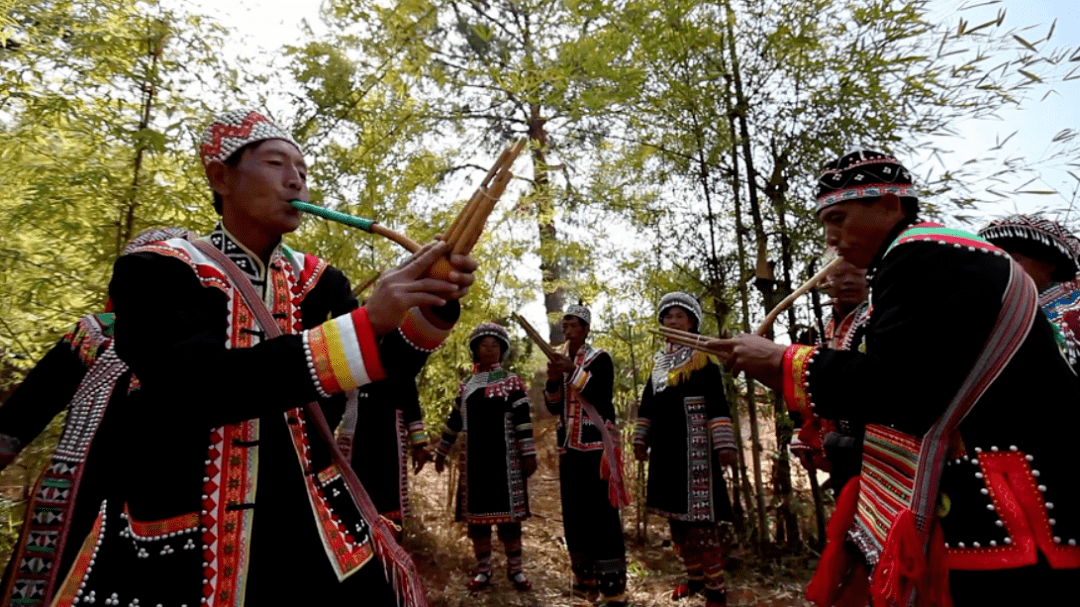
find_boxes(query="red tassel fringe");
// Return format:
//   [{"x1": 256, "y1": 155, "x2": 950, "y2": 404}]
[{"x1": 806, "y1": 476, "x2": 862, "y2": 606}]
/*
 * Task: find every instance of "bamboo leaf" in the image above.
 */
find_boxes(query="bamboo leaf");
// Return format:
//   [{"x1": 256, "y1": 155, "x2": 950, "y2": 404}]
[{"x1": 1013, "y1": 35, "x2": 1037, "y2": 52}]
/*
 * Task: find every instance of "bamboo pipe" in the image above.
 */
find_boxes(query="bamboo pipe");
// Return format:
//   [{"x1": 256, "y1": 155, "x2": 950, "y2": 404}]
[
  {"x1": 512, "y1": 313, "x2": 559, "y2": 360},
  {"x1": 292, "y1": 139, "x2": 525, "y2": 280},
  {"x1": 290, "y1": 200, "x2": 422, "y2": 253},
  {"x1": 755, "y1": 256, "x2": 843, "y2": 337},
  {"x1": 650, "y1": 328, "x2": 727, "y2": 357}
]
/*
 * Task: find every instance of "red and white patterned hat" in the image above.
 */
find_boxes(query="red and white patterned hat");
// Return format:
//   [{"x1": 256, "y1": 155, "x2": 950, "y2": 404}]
[{"x1": 198, "y1": 109, "x2": 301, "y2": 166}]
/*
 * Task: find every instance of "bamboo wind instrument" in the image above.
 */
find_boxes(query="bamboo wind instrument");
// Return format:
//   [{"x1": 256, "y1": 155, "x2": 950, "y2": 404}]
[
  {"x1": 651, "y1": 326, "x2": 727, "y2": 358},
  {"x1": 512, "y1": 313, "x2": 559, "y2": 361},
  {"x1": 290, "y1": 200, "x2": 422, "y2": 253},
  {"x1": 290, "y1": 138, "x2": 526, "y2": 279},
  {"x1": 755, "y1": 256, "x2": 843, "y2": 337}
]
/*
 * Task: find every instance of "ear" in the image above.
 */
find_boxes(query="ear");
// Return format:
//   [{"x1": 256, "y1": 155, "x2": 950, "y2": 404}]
[
  {"x1": 878, "y1": 192, "x2": 902, "y2": 215},
  {"x1": 205, "y1": 161, "x2": 231, "y2": 198}
]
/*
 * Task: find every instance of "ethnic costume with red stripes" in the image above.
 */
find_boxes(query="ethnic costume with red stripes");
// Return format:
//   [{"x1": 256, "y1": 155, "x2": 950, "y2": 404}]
[
  {"x1": 544, "y1": 305, "x2": 628, "y2": 605},
  {"x1": 1039, "y1": 280, "x2": 1080, "y2": 371},
  {"x1": 342, "y1": 377, "x2": 428, "y2": 536},
  {"x1": 0, "y1": 228, "x2": 193, "y2": 607},
  {"x1": 436, "y1": 362, "x2": 534, "y2": 526},
  {"x1": 979, "y1": 214, "x2": 1080, "y2": 374},
  {"x1": 55, "y1": 225, "x2": 453, "y2": 607},
  {"x1": 0, "y1": 315, "x2": 133, "y2": 607},
  {"x1": 782, "y1": 222, "x2": 1080, "y2": 607},
  {"x1": 635, "y1": 295, "x2": 736, "y2": 607}
]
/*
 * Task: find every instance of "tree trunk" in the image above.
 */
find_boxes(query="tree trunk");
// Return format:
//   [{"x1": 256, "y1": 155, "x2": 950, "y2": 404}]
[
  {"x1": 720, "y1": 11, "x2": 768, "y2": 551},
  {"x1": 116, "y1": 25, "x2": 162, "y2": 258},
  {"x1": 529, "y1": 103, "x2": 566, "y2": 344}
]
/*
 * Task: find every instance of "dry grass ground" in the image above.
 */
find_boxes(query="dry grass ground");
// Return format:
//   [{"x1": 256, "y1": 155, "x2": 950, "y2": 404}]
[{"x1": 403, "y1": 418, "x2": 813, "y2": 607}]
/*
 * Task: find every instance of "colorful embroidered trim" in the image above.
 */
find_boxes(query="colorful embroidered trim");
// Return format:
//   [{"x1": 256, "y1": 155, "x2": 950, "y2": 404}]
[
  {"x1": 399, "y1": 307, "x2": 452, "y2": 353},
  {"x1": 685, "y1": 397, "x2": 713, "y2": 522},
  {"x1": 633, "y1": 419, "x2": 651, "y2": 447},
  {"x1": 124, "y1": 507, "x2": 199, "y2": 540},
  {"x1": 50, "y1": 500, "x2": 106, "y2": 607},
  {"x1": 782, "y1": 345, "x2": 817, "y2": 418},
  {"x1": 709, "y1": 418, "x2": 736, "y2": 451},
  {"x1": 885, "y1": 223, "x2": 1002, "y2": 257},
  {"x1": 1, "y1": 343, "x2": 127, "y2": 607},
  {"x1": 946, "y1": 450, "x2": 1080, "y2": 570},
  {"x1": 851, "y1": 424, "x2": 920, "y2": 564},
  {"x1": 286, "y1": 410, "x2": 375, "y2": 581},
  {"x1": 62, "y1": 314, "x2": 115, "y2": 368},
  {"x1": 816, "y1": 183, "x2": 915, "y2": 209},
  {"x1": 407, "y1": 421, "x2": 428, "y2": 447},
  {"x1": 569, "y1": 366, "x2": 591, "y2": 392},
  {"x1": 304, "y1": 307, "x2": 385, "y2": 394},
  {"x1": 201, "y1": 420, "x2": 259, "y2": 607}
]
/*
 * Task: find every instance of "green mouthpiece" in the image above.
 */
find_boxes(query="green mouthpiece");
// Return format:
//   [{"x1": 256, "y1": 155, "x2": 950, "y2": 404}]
[{"x1": 291, "y1": 200, "x2": 375, "y2": 232}]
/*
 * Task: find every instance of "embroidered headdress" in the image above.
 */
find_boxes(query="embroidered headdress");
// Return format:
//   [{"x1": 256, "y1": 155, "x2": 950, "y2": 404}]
[
  {"x1": 816, "y1": 150, "x2": 916, "y2": 213},
  {"x1": 199, "y1": 109, "x2": 301, "y2": 166},
  {"x1": 657, "y1": 291, "x2": 703, "y2": 332},
  {"x1": 469, "y1": 322, "x2": 510, "y2": 354},
  {"x1": 978, "y1": 214, "x2": 1080, "y2": 280},
  {"x1": 565, "y1": 303, "x2": 592, "y2": 326}
]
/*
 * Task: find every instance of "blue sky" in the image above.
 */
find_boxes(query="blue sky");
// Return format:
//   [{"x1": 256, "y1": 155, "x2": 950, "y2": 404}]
[{"x1": 937, "y1": 0, "x2": 1080, "y2": 223}]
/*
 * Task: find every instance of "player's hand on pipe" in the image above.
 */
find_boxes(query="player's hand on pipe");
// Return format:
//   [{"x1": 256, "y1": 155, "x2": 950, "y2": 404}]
[
  {"x1": 716, "y1": 334, "x2": 786, "y2": 392},
  {"x1": 366, "y1": 242, "x2": 463, "y2": 335}
]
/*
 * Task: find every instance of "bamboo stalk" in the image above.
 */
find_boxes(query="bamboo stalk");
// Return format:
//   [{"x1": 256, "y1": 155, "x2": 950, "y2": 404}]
[{"x1": 755, "y1": 256, "x2": 842, "y2": 337}]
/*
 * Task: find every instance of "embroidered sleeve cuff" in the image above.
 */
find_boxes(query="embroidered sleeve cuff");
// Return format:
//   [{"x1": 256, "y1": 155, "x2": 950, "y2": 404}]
[
  {"x1": 398, "y1": 306, "x2": 453, "y2": 353},
  {"x1": 569, "y1": 366, "x2": 591, "y2": 392},
  {"x1": 407, "y1": 421, "x2": 429, "y2": 447},
  {"x1": 303, "y1": 307, "x2": 386, "y2": 396},
  {"x1": 518, "y1": 438, "x2": 537, "y2": 457},
  {"x1": 782, "y1": 344, "x2": 817, "y2": 418},
  {"x1": 435, "y1": 425, "x2": 459, "y2": 458},
  {"x1": 709, "y1": 417, "x2": 736, "y2": 451},
  {"x1": 544, "y1": 381, "x2": 562, "y2": 402},
  {"x1": 633, "y1": 418, "x2": 651, "y2": 447}
]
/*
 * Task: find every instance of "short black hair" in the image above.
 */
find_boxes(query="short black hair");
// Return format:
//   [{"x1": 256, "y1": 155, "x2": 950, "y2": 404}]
[{"x1": 210, "y1": 140, "x2": 266, "y2": 215}]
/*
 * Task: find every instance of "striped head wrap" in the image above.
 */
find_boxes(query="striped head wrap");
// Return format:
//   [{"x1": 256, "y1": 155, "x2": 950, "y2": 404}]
[{"x1": 816, "y1": 150, "x2": 916, "y2": 213}]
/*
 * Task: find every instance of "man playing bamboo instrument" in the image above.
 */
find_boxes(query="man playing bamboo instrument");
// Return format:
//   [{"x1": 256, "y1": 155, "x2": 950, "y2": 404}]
[
  {"x1": 545, "y1": 304, "x2": 629, "y2": 607},
  {"x1": 978, "y1": 213, "x2": 1080, "y2": 373},
  {"x1": 715, "y1": 150, "x2": 1080, "y2": 607},
  {"x1": 51, "y1": 109, "x2": 476, "y2": 607},
  {"x1": 790, "y1": 252, "x2": 870, "y2": 497}
]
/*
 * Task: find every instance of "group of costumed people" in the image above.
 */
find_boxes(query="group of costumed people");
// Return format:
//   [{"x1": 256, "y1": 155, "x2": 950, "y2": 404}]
[{"x1": 0, "y1": 106, "x2": 1077, "y2": 607}]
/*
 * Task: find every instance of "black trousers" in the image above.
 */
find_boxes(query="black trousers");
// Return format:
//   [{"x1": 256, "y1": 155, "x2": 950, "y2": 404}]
[{"x1": 559, "y1": 450, "x2": 626, "y2": 597}]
